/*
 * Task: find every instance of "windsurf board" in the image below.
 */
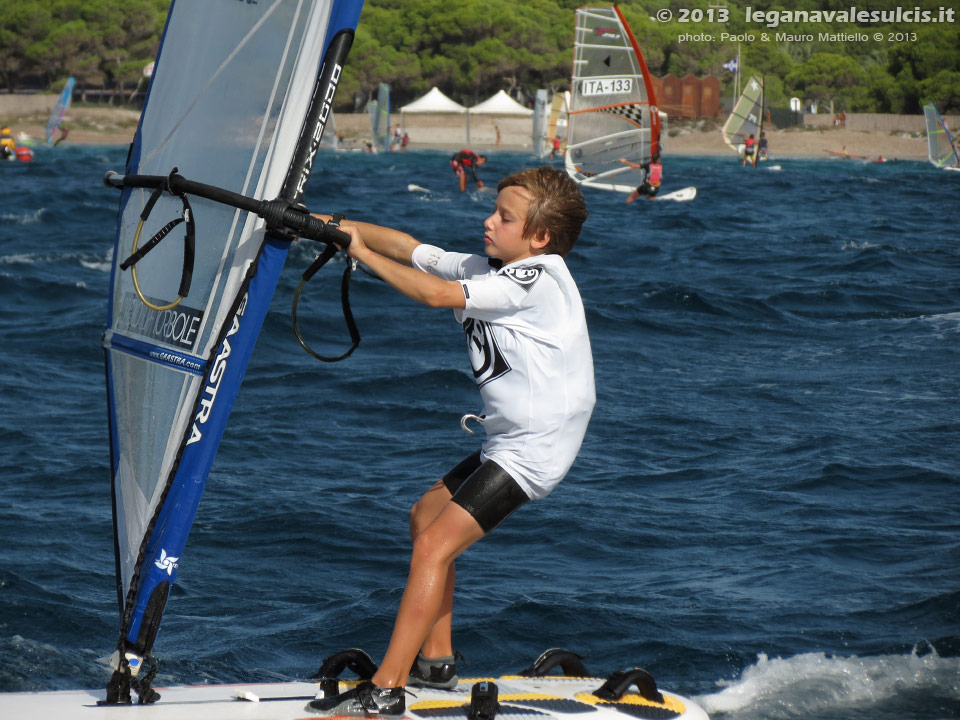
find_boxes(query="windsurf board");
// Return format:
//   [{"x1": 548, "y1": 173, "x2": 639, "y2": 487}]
[
  {"x1": 654, "y1": 186, "x2": 697, "y2": 202},
  {"x1": 0, "y1": 650, "x2": 709, "y2": 720}
]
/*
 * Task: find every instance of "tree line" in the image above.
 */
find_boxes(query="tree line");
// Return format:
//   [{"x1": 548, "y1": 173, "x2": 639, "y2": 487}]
[{"x1": 1, "y1": 0, "x2": 957, "y2": 114}]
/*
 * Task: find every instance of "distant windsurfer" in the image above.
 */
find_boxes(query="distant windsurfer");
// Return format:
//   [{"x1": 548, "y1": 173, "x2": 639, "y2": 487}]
[
  {"x1": 619, "y1": 154, "x2": 662, "y2": 202},
  {"x1": 0, "y1": 125, "x2": 15, "y2": 160},
  {"x1": 450, "y1": 149, "x2": 486, "y2": 192},
  {"x1": 307, "y1": 167, "x2": 594, "y2": 717},
  {"x1": 550, "y1": 135, "x2": 562, "y2": 159},
  {"x1": 742, "y1": 133, "x2": 756, "y2": 166},
  {"x1": 54, "y1": 124, "x2": 69, "y2": 146}
]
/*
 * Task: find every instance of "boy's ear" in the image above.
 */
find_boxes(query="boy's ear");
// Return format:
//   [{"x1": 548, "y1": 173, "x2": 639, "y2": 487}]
[{"x1": 531, "y1": 230, "x2": 551, "y2": 251}]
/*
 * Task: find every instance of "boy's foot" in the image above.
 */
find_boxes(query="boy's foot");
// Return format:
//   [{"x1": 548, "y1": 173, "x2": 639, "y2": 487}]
[
  {"x1": 307, "y1": 680, "x2": 405, "y2": 716},
  {"x1": 407, "y1": 652, "x2": 460, "y2": 690}
]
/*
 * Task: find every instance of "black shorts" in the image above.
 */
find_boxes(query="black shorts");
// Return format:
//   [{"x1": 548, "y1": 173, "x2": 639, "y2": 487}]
[{"x1": 442, "y1": 451, "x2": 529, "y2": 533}]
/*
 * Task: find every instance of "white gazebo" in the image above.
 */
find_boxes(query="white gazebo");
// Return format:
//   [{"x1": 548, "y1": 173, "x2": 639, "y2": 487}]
[
  {"x1": 399, "y1": 88, "x2": 468, "y2": 144},
  {"x1": 468, "y1": 90, "x2": 534, "y2": 117},
  {"x1": 400, "y1": 87, "x2": 467, "y2": 117},
  {"x1": 467, "y1": 90, "x2": 534, "y2": 145}
]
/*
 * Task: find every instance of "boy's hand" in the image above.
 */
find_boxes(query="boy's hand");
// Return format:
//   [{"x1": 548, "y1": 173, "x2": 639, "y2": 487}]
[{"x1": 339, "y1": 223, "x2": 367, "y2": 260}]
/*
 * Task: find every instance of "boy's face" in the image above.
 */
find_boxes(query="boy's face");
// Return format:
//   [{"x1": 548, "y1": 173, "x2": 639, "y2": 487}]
[{"x1": 483, "y1": 186, "x2": 543, "y2": 264}]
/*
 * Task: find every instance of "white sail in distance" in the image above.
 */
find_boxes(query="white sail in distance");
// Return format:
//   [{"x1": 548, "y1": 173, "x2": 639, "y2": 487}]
[
  {"x1": 367, "y1": 81, "x2": 390, "y2": 151},
  {"x1": 923, "y1": 103, "x2": 960, "y2": 170},
  {"x1": 564, "y1": 5, "x2": 661, "y2": 193},
  {"x1": 721, "y1": 75, "x2": 764, "y2": 154}
]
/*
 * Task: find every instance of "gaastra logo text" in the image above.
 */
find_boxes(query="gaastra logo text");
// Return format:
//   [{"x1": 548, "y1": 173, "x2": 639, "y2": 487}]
[{"x1": 186, "y1": 294, "x2": 248, "y2": 446}]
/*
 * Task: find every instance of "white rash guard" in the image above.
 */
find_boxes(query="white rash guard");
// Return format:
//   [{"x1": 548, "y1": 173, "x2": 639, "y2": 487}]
[{"x1": 412, "y1": 244, "x2": 595, "y2": 499}]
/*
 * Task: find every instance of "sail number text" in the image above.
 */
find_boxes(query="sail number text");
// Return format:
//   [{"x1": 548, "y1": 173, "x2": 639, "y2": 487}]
[{"x1": 580, "y1": 78, "x2": 633, "y2": 96}]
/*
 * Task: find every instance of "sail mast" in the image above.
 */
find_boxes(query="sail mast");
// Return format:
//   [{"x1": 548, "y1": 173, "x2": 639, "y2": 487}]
[
  {"x1": 753, "y1": 76, "x2": 764, "y2": 167},
  {"x1": 613, "y1": 5, "x2": 660, "y2": 160}
]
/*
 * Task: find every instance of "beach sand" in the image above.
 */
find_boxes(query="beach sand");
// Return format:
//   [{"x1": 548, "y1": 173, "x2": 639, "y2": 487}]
[{"x1": 1, "y1": 106, "x2": 929, "y2": 160}]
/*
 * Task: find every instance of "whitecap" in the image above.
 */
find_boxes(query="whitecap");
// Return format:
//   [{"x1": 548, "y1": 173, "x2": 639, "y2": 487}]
[
  {"x1": 697, "y1": 645, "x2": 960, "y2": 719},
  {"x1": 1, "y1": 208, "x2": 47, "y2": 224}
]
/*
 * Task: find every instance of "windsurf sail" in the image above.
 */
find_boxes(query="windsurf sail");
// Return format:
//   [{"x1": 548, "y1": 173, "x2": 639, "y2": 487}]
[
  {"x1": 367, "y1": 81, "x2": 390, "y2": 152},
  {"x1": 101, "y1": 0, "x2": 363, "y2": 704},
  {"x1": 321, "y1": 111, "x2": 340, "y2": 150},
  {"x1": 46, "y1": 76, "x2": 74, "y2": 145},
  {"x1": 548, "y1": 91, "x2": 569, "y2": 156},
  {"x1": 923, "y1": 103, "x2": 960, "y2": 170},
  {"x1": 564, "y1": 5, "x2": 660, "y2": 193},
  {"x1": 721, "y1": 75, "x2": 763, "y2": 157},
  {"x1": 533, "y1": 89, "x2": 548, "y2": 158}
]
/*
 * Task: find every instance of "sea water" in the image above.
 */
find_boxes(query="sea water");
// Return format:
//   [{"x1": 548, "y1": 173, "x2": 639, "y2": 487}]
[{"x1": 0, "y1": 145, "x2": 958, "y2": 720}]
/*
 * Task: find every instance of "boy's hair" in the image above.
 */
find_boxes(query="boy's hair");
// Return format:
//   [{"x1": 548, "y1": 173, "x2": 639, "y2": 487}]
[{"x1": 497, "y1": 167, "x2": 588, "y2": 257}]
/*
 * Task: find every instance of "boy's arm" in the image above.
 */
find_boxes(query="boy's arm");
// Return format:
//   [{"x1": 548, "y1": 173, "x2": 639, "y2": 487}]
[
  {"x1": 312, "y1": 214, "x2": 419, "y2": 265},
  {"x1": 313, "y1": 215, "x2": 466, "y2": 310}
]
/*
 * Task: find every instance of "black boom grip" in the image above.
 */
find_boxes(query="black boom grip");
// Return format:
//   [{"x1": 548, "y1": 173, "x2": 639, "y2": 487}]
[{"x1": 281, "y1": 207, "x2": 350, "y2": 248}]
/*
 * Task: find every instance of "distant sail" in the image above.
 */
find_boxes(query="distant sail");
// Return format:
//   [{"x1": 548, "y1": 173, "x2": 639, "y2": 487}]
[
  {"x1": 102, "y1": 0, "x2": 363, "y2": 704},
  {"x1": 923, "y1": 103, "x2": 960, "y2": 170},
  {"x1": 46, "y1": 77, "x2": 74, "y2": 145},
  {"x1": 721, "y1": 75, "x2": 763, "y2": 154},
  {"x1": 321, "y1": 111, "x2": 340, "y2": 150},
  {"x1": 564, "y1": 5, "x2": 660, "y2": 193},
  {"x1": 548, "y1": 91, "x2": 569, "y2": 156},
  {"x1": 533, "y1": 89, "x2": 548, "y2": 158},
  {"x1": 367, "y1": 81, "x2": 390, "y2": 151}
]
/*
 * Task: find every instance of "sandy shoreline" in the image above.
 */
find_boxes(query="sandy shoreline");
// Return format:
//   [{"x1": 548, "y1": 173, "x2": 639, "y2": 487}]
[{"x1": 1, "y1": 106, "x2": 929, "y2": 160}]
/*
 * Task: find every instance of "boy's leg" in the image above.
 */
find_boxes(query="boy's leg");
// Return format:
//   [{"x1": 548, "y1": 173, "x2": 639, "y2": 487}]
[
  {"x1": 373, "y1": 502, "x2": 484, "y2": 688},
  {"x1": 409, "y1": 481, "x2": 456, "y2": 658},
  {"x1": 373, "y1": 455, "x2": 528, "y2": 689}
]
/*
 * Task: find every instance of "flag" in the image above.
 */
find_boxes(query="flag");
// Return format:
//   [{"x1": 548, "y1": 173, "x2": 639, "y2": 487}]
[{"x1": 723, "y1": 58, "x2": 738, "y2": 72}]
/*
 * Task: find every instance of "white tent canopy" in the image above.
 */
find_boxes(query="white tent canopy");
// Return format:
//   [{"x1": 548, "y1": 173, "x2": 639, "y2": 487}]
[
  {"x1": 468, "y1": 89, "x2": 533, "y2": 116},
  {"x1": 400, "y1": 86, "x2": 467, "y2": 114}
]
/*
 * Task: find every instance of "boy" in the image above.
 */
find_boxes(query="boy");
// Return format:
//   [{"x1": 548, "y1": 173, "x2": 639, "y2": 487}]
[
  {"x1": 308, "y1": 167, "x2": 595, "y2": 716},
  {"x1": 619, "y1": 154, "x2": 662, "y2": 203},
  {"x1": 450, "y1": 149, "x2": 487, "y2": 192}
]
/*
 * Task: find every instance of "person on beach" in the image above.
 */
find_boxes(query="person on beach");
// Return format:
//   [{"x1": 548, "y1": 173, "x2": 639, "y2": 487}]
[
  {"x1": 619, "y1": 154, "x2": 662, "y2": 203},
  {"x1": 450, "y1": 149, "x2": 486, "y2": 192},
  {"x1": 307, "y1": 166, "x2": 595, "y2": 717}
]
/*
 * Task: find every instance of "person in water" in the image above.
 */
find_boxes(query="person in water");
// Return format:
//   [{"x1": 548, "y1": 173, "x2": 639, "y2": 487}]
[
  {"x1": 742, "y1": 133, "x2": 756, "y2": 166},
  {"x1": 0, "y1": 125, "x2": 15, "y2": 159},
  {"x1": 450, "y1": 149, "x2": 486, "y2": 192},
  {"x1": 619, "y1": 154, "x2": 662, "y2": 203},
  {"x1": 757, "y1": 131, "x2": 768, "y2": 161},
  {"x1": 307, "y1": 166, "x2": 595, "y2": 717}
]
